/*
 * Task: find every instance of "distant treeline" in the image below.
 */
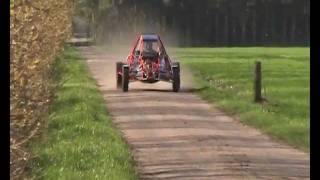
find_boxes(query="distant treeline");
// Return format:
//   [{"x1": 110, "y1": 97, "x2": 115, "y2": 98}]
[{"x1": 75, "y1": 0, "x2": 310, "y2": 46}]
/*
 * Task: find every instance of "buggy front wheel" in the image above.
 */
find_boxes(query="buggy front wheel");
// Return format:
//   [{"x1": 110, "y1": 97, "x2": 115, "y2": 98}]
[
  {"x1": 122, "y1": 65, "x2": 129, "y2": 92},
  {"x1": 116, "y1": 62, "x2": 123, "y2": 89}
]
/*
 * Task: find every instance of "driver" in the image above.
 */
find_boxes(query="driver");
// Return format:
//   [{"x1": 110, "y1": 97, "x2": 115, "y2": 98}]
[
  {"x1": 144, "y1": 41, "x2": 157, "y2": 54},
  {"x1": 146, "y1": 42, "x2": 153, "y2": 50}
]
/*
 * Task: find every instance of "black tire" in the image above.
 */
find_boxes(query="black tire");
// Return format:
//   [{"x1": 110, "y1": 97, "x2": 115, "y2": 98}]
[
  {"x1": 172, "y1": 63, "x2": 180, "y2": 92},
  {"x1": 172, "y1": 62, "x2": 180, "y2": 70},
  {"x1": 116, "y1": 62, "x2": 123, "y2": 89},
  {"x1": 122, "y1": 65, "x2": 129, "y2": 92}
]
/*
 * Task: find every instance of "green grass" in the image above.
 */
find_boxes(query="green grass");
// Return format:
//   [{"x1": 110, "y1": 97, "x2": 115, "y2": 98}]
[
  {"x1": 171, "y1": 47, "x2": 310, "y2": 152},
  {"x1": 27, "y1": 45, "x2": 139, "y2": 180}
]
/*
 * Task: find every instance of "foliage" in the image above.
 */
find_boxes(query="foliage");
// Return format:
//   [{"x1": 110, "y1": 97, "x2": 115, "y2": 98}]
[
  {"x1": 10, "y1": 0, "x2": 73, "y2": 179},
  {"x1": 74, "y1": 0, "x2": 310, "y2": 46},
  {"x1": 173, "y1": 47, "x2": 310, "y2": 151},
  {"x1": 27, "y1": 46, "x2": 139, "y2": 180}
]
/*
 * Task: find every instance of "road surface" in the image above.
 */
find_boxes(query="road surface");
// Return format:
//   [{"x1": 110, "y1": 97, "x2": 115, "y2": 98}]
[{"x1": 78, "y1": 46, "x2": 309, "y2": 180}]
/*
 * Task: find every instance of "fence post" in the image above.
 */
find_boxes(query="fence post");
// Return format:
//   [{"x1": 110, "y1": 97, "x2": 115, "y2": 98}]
[{"x1": 254, "y1": 61, "x2": 262, "y2": 102}]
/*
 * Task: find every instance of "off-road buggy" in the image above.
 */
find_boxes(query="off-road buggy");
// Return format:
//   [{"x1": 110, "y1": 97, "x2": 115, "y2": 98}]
[{"x1": 116, "y1": 33, "x2": 180, "y2": 92}]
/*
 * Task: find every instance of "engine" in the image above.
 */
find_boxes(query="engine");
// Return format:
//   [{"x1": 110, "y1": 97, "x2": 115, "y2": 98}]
[{"x1": 140, "y1": 51, "x2": 159, "y2": 80}]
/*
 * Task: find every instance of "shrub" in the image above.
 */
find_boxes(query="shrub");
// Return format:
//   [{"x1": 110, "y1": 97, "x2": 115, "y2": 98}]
[{"x1": 10, "y1": 0, "x2": 73, "y2": 179}]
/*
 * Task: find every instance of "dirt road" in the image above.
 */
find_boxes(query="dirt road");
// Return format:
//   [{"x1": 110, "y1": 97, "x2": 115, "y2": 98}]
[{"x1": 78, "y1": 46, "x2": 309, "y2": 180}]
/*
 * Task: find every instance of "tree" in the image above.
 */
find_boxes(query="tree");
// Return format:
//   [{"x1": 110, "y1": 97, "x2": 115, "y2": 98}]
[{"x1": 73, "y1": 0, "x2": 310, "y2": 46}]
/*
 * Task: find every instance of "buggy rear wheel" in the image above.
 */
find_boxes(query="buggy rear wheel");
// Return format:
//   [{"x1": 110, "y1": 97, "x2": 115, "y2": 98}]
[
  {"x1": 172, "y1": 63, "x2": 180, "y2": 92},
  {"x1": 122, "y1": 65, "x2": 129, "y2": 92},
  {"x1": 116, "y1": 62, "x2": 123, "y2": 89}
]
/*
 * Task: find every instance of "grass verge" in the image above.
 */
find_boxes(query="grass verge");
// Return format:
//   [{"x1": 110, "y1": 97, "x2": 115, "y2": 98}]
[
  {"x1": 172, "y1": 47, "x2": 309, "y2": 152},
  {"x1": 27, "y1": 45, "x2": 139, "y2": 180}
]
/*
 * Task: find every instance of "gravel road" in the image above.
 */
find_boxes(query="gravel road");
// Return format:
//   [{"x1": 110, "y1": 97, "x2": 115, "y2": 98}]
[{"x1": 78, "y1": 46, "x2": 309, "y2": 180}]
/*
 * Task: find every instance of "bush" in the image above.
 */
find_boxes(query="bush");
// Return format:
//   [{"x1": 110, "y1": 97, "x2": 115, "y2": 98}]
[{"x1": 10, "y1": 0, "x2": 73, "y2": 179}]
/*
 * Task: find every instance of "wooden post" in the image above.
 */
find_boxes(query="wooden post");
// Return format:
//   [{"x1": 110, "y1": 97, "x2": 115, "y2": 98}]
[{"x1": 254, "y1": 61, "x2": 262, "y2": 102}]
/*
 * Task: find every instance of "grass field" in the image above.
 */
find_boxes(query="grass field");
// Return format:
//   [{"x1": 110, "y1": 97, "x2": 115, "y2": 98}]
[
  {"x1": 171, "y1": 47, "x2": 310, "y2": 152},
  {"x1": 27, "y1": 46, "x2": 138, "y2": 180}
]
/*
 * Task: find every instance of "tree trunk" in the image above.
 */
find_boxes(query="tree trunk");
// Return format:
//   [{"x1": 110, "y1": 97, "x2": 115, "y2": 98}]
[
  {"x1": 161, "y1": 15, "x2": 166, "y2": 34},
  {"x1": 240, "y1": 13, "x2": 247, "y2": 45},
  {"x1": 271, "y1": 9, "x2": 277, "y2": 43},
  {"x1": 232, "y1": 24, "x2": 237, "y2": 45},
  {"x1": 261, "y1": 13, "x2": 268, "y2": 44},
  {"x1": 91, "y1": 12, "x2": 96, "y2": 41},
  {"x1": 252, "y1": 10, "x2": 256, "y2": 44},
  {"x1": 224, "y1": 15, "x2": 229, "y2": 46},
  {"x1": 241, "y1": 23, "x2": 246, "y2": 45},
  {"x1": 215, "y1": 13, "x2": 219, "y2": 45},
  {"x1": 291, "y1": 15, "x2": 296, "y2": 44},
  {"x1": 282, "y1": 14, "x2": 287, "y2": 43},
  {"x1": 134, "y1": 4, "x2": 137, "y2": 34}
]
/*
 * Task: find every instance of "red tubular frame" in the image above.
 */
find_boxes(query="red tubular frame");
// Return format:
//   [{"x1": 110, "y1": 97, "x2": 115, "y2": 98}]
[{"x1": 119, "y1": 34, "x2": 172, "y2": 82}]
